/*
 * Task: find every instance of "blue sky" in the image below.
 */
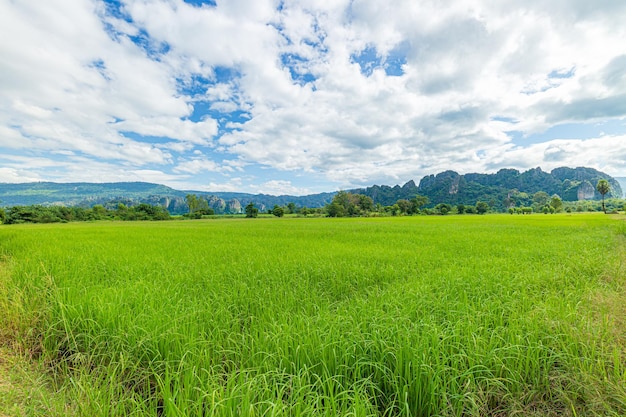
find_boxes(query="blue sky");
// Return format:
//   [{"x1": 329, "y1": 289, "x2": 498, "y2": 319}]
[{"x1": 1, "y1": 0, "x2": 626, "y2": 195}]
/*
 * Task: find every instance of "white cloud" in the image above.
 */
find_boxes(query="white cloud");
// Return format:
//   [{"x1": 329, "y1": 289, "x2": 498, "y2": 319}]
[
  {"x1": 174, "y1": 158, "x2": 226, "y2": 174},
  {"x1": 1, "y1": 0, "x2": 626, "y2": 193},
  {"x1": 115, "y1": 117, "x2": 218, "y2": 145},
  {"x1": 255, "y1": 180, "x2": 312, "y2": 196},
  {"x1": 0, "y1": 167, "x2": 41, "y2": 183}
]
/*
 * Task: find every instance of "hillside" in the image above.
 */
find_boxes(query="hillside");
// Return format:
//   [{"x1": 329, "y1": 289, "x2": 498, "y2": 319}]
[
  {"x1": 615, "y1": 177, "x2": 626, "y2": 197},
  {"x1": 351, "y1": 167, "x2": 622, "y2": 210},
  {"x1": 0, "y1": 182, "x2": 335, "y2": 215},
  {"x1": 0, "y1": 166, "x2": 621, "y2": 214}
]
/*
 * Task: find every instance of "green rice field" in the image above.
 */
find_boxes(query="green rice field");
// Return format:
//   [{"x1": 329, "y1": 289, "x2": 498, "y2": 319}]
[{"x1": 1, "y1": 214, "x2": 625, "y2": 416}]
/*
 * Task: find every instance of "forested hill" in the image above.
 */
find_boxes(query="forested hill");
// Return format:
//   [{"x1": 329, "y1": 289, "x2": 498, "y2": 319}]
[
  {"x1": 0, "y1": 181, "x2": 335, "y2": 215},
  {"x1": 350, "y1": 167, "x2": 622, "y2": 209},
  {"x1": 0, "y1": 166, "x2": 621, "y2": 214}
]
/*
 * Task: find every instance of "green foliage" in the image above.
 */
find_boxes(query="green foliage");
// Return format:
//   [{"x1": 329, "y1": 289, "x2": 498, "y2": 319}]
[
  {"x1": 532, "y1": 191, "x2": 550, "y2": 208},
  {"x1": 272, "y1": 205, "x2": 285, "y2": 217},
  {"x1": 326, "y1": 202, "x2": 345, "y2": 217},
  {"x1": 245, "y1": 202, "x2": 259, "y2": 218},
  {"x1": 185, "y1": 193, "x2": 198, "y2": 214},
  {"x1": 352, "y1": 167, "x2": 623, "y2": 211},
  {"x1": 325, "y1": 191, "x2": 374, "y2": 217},
  {"x1": 1, "y1": 203, "x2": 171, "y2": 224},
  {"x1": 550, "y1": 194, "x2": 563, "y2": 212},
  {"x1": 396, "y1": 199, "x2": 411, "y2": 214},
  {"x1": 411, "y1": 195, "x2": 429, "y2": 211},
  {"x1": 475, "y1": 201, "x2": 489, "y2": 214},
  {"x1": 1, "y1": 215, "x2": 624, "y2": 416},
  {"x1": 185, "y1": 194, "x2": 212, "y2": 216},
  {"x1": 1, "y1": 167, "x2": 623, "y2": 216},
  {"x1": 435, "y1": 203, "x2": 452, "y2": 215},
  {"x1": 597, "y1": 179, "x2": 610, "y2": 213}
]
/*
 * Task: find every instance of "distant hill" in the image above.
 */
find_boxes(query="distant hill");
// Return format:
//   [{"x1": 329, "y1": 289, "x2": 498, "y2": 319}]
[
  {"x1": 351, "y1": 167, "x2": 622, "y2": 210},
  {"x1": 0, "y1": 166, "x2": 621, "y2": 214},
  {"x1": 0, "y1": 182, "x2": 335, "y2": 215},
  {"x1": 615, "y1": 178, "x2": 626, "y2": 197}
]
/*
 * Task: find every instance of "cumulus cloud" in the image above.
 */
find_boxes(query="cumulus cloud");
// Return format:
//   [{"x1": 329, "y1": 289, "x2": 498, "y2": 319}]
[
  {"x1": 173, "y1": 157, "x2": 228, "y2": 174},
  {"x1": 1, "y1": 0, "x2": 626, "y2": 193},
  {"x1": 0, "y1": 167, "x2": 41, "y2": 183},
  {"x1": 255, "y1": 180, "x2": 312, "y2": 196}
]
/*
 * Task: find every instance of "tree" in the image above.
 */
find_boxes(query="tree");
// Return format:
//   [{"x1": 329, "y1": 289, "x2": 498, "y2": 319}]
[
  {"x1": 116, "y1": 203, "x2": 130, "y2": 220},
  {"x1": 326, "y1": 202, "x2": 345, "y2": 217},
  {"x1": 325, "y1": 191, "x2": 373, "y2": 217},
  {"x1": 196, "y1": 198, "x2": 211, "y2": 215},
  {"x1": 475, "y1": 201, "x2": 489, "y2": 214},
  {"x1": 596, "y1": 179, "x2": 610, "y2": 214},
  {"x1": 0, "y1": 207, "x2": 5, "y2": 224},
  {"x1": 410, "y1": 195, "x2": 429, "y2": 214},
  {"x1": 272, "y1": 205, "x2": 284, "y2": 217},
  {"x1": 186, "y1": 194, "x2": 198, "y2": 214},
  {"x1": 550, "y1": 195, "x2": 563, "y2": 213},
  {"x1": 287, "y1": 202, "x2": 297, "y2": 214},
  {"x1": 396, "y1": 199, "x2": 411, "y2": 215},
  {"x1": 389, "y1": 204, "x2": 400, "y2": 216},
  {"x1": 90, "y1": 205, "x2": 108, "y2": 220},
  {"x1": 435, "y1": 203, "x2": 451, "y2": 215},
  {"x1": 532, "y1": 191, "x2": 550, "y2": 208},
  {"x1": 245, "y1": 202, "x2": 258, "y2": 218},
  {"x1": 357, "y1": 194, "x2": 374, "y2": 212}
]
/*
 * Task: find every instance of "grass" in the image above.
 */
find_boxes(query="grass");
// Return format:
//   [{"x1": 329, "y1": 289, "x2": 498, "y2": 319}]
[{"x1": 0, "y1": 214, "x2": 625, "y2": 416}]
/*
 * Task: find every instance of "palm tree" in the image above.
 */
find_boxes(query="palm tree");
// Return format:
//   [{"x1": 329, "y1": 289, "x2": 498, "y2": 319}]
[{"x1": 596, "y1": 179, "x2": 610, "y2": 213}]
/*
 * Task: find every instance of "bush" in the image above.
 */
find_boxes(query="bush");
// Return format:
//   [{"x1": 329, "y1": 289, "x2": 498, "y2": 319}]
[
  {"x1": 475, "y1": 201, "x2": 489, "y2": 214},
  {"x1": 272, "y1": 205, "x2": 285, "y2": 217}
]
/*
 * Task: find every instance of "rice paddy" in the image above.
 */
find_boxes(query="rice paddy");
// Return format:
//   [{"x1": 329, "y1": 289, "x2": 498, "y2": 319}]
[{"x1": 1, "y1": 214, "x2": 625, "y2": 416}]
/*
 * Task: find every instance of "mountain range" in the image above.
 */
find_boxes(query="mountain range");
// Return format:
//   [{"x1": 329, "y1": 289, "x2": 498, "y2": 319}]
[{"x1": 0, "y1": 166, "x2": 622, "y2": 215}]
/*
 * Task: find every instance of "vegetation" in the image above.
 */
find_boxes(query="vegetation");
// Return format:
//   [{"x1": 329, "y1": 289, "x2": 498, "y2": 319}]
[
  {"x1": 0, "y1": 182, "x2": 336, "y2": 215},
  {"x1": 271, "y1": 205, "x2": 285, "y2": 217},
  {"x1": 245, "y1": 202, "x2": 259, "y2": 218},
  {"x1": 597, "y1": 179, "x2": 611, "y2": 214},
  {"x1": 185, "y1": 194, "x2": 215, "y2": 218},
  {"x1": 1, "y1": 167, "x2": 622, "y2": 215},
  {"x1": 1, "y1": 215, "x2": 625, "y2": 416},
  {"x1": 353, "y1": 167, "x2": 623, "y2": 211},
  {"x1": 1, "y1": 203, "x2": 171, "y2": 224}
]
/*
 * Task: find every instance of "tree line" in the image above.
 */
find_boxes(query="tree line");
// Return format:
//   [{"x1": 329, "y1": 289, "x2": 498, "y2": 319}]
[
  {"x1": 243, "y1": 180, "x2": 623, "y2": 218},
  {"x1": 1, "y1": 180, "x2": 622, "y2": 224},
  {"x1": 0, "y1": 203, "x2": 170, "y2": 224}
]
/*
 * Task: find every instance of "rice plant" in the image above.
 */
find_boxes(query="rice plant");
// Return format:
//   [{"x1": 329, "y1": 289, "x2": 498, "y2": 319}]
[{"x1": 1, "y1": 214, "x2": 624, "y2": 416}]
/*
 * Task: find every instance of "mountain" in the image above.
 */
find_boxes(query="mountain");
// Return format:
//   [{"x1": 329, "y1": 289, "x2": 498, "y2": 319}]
[
  {"x1": 0, "y1": 182, "x2": 335, "y2": 215},
  {"x1": 0, "y1": 166, "x2": 621, "y2": 214},
  {"x1": 615, "y1": 178, "x2": 626, "y2": 198},
  {"x1": 351, "y1": 167, "x2": 622, "y2": 210}
]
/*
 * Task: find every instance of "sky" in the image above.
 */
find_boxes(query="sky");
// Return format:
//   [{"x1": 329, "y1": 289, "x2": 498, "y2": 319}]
[{"x1": 1, "y1": 0, "x2": 626, "y2": 195}]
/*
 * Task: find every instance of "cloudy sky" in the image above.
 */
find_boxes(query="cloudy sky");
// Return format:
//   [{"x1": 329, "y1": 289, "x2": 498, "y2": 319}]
[{"x1": 1, "y1": 0, "x2": 626, "y2": 195}]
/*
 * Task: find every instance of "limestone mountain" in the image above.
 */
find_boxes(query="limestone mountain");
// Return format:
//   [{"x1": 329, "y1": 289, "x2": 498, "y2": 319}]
[
  {"x1": 0, "y1": 166, "x2": 621, "y2": 214},
  {"x1": 351, "y1": 167, "x2": 622, "y2": 209}
]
